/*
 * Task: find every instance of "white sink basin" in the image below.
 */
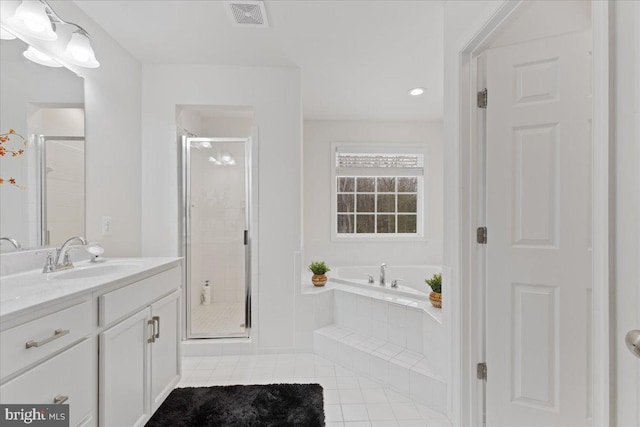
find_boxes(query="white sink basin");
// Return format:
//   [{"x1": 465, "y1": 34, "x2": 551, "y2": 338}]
[{"x1": 52, "y1": 263, "x2": 142, "y2": 280}]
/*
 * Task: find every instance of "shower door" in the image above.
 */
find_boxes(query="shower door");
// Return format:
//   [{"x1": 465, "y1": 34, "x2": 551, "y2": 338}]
[
  {"x1": 182, "y1": 137, "x2": 251, "y2": 339},
  {"x1": 37, "y1": 135, "x2": 86, "y2": 247}
]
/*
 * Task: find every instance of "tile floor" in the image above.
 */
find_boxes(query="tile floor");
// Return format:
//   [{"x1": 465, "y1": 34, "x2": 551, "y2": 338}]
[
  {"x1": 190, "y1": 302, "x2": 245, "y2": 335},
  {"x1": 179, "y1": 353, "x2": 451, "y2": 427}
]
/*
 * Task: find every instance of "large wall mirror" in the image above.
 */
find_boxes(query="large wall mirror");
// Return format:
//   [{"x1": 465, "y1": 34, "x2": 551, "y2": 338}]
[{"x1": 0, "y1": 37, "x2": 85, "y2": 252}]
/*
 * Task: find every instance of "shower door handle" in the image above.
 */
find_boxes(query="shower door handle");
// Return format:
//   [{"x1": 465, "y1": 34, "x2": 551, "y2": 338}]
[{"x1": 245, "y1": 293, "x2": 251, "y2": 329}]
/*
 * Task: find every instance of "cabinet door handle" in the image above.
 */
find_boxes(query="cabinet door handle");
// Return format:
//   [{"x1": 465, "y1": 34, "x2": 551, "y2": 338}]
[
  {"x1": 53, "y1": 395, "x2": 68, "y2": 404},
  {"x1": 147, "y1": 319, "x2": 155, "y2": 343},
  {"x1": 153, "y1": 316, "x2": 160, "y2": 339},
  {"x1": 25, "y1": 329, "x2": 69, "y2": 349}
]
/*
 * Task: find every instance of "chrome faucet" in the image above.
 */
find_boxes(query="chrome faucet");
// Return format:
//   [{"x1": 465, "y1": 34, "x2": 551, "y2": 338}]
[
  {"x1": 43, "y1": 236, "x2": 87, "y2": 273},
  {"x1": 0, "y1": 237, "x2": 21, "y2": 249},
  {"x1": 380, "y1": 263, "x2": 387, "y2": 285}
]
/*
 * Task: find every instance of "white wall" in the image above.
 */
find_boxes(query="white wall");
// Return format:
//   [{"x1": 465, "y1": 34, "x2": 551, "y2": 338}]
[
  {"x1": 68, "y1": 2, "x2": 143, "y2": 257},
  {"x1": 176, "y1": 110, "x2": 253, "y2": 138},
  {"x1": 176, "y1": 110, "x2": 202, "y2": 137},
  {"x1": 303, "y1": 120, "x2": 443, "y2": 267},
  {"x1": 141, "y1": 64, "x2": 302, "y2": 351},
  {"x1": 613, "y1": 1, "x2": 640, "y2": 425},
  {"x1": 28, "y1": 108, "x2": 85, "y2": 137},
  {"x1": 490, "y1": 0, "x2": 591, "y2": 48},
  {"x1": 201, "y1": 117, "x2": 253, "y2": 138}
]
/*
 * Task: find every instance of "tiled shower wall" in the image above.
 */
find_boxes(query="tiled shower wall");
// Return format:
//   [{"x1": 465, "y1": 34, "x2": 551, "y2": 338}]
[{"x1": 189, "y1": 144, "x2": 246, "y2": 311}]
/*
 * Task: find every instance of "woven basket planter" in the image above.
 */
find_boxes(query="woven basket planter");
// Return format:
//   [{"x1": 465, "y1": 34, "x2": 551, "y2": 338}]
[
  {"x1": 429, "y1": 291, "x2": 442, "y2": 308},
  {"x1": 312, "y1": 274, "x2": 327, "y2": 287}
]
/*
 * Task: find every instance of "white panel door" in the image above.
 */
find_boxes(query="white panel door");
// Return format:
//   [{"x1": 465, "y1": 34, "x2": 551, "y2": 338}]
[
  {"x1": 485, "y1": 31, "x2": 592, "y2": 427},
  {"x1": 99, "y1": 307, "x2": 152, "y2": 427},
  {"x1": 150, "y1": 290, "x2": 181, "y2": 412}
]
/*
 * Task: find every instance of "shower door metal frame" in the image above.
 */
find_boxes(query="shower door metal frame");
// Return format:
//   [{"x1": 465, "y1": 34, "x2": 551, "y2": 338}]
[{"x1": 180, "y1": 136, "x2": 252, "y2": 339}]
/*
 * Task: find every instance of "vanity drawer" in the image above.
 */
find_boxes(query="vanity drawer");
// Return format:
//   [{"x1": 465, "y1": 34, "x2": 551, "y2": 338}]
[
  {"x1": 99, "y1": 266, "x2": 181, "y2": 326},
  {"x1": 0, "y1": 300, "x2": 91, "y2": 380},
  {"x1": 0, "y1": 339, "x2": 93, "y2": 427}
]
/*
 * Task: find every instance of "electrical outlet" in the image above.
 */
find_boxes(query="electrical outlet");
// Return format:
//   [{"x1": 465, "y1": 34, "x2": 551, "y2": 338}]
[{"x1": 101, "y1": 216, "x2": 112, "y2": 235}]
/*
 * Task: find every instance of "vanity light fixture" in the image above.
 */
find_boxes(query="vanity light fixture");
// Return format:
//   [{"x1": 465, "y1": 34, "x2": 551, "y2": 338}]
[
  {"x1": 63, "y1": 30, "x2": 99, "y2": 68},
  {"x1": 7, "y1": 0, "x2": 100, "y2": 68},
  {"x1": 9, "y1": 0, "x2": 57, "y2": 41},
  {"x1": 0, "y1": 26, "x2": 17, "y2": 40},
  {"x1": 408, "y1": 87, "x2": 425, "y2": 96},
  {"x1": 23, "y1": 45, "x2": 62, "y2": 67}
]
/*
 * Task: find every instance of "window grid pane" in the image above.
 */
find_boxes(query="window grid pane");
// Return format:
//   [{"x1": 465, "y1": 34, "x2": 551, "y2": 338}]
[{"x1": 337, "y1": 175, "x2": 420, "y2": 236}]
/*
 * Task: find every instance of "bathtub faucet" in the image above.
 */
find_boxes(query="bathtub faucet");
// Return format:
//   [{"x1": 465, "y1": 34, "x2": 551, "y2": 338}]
[{"x1": 380, "y1": 263, "x2": 387, "y2": 286}]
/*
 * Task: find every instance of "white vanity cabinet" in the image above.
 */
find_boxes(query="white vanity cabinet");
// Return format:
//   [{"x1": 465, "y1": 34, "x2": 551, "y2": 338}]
[
  {"x1": 0, "y1": 258, "x2": 182, "y2": 427},
  {"x1": 149, "y1": 291, "x2": 181, "y2": 412},
  {"x1": 98, "y1": 268, "x2": 181, "y2": 427},
  {"x1": 99, "y1": 308, "x2": 152, "y2": 427},
  {"x1": 0, "y1": 313, "x2": 94, "y2": 427}
]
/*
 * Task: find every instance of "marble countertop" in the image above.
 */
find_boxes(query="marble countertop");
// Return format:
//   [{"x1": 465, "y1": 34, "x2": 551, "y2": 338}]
[{"x1": 0, "y1": 257, "x2": 182, "y2": 322}]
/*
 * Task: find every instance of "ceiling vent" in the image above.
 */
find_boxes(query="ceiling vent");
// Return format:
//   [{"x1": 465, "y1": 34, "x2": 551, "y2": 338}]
[{"x1": 227, "y1": 1, "x2": 269, "y2": 28}]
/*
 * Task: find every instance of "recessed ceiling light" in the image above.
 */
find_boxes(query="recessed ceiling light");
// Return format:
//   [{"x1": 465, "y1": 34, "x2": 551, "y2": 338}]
[{"x1": 408, "y1": 87, "x2": 425, "y2": 96}]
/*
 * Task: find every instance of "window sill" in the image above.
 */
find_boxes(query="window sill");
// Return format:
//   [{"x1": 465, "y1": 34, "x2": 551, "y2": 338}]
[{"x1": 331, "y1": 234, "x2": 427, "y2": 243}]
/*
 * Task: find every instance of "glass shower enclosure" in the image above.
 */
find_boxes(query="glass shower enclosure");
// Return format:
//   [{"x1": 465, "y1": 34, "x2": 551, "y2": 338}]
[
  {"x1": 181, "y1": 137, "x2": 251, "y2": 339},
  {"x1": 37, "y1": 135, "x2": 85, "y2": 247}
]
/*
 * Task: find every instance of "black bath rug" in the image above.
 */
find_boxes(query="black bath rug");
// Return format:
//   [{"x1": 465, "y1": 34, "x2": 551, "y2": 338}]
[{"x1": 145, "y1": 383, "x2": 325, "y2": 427}]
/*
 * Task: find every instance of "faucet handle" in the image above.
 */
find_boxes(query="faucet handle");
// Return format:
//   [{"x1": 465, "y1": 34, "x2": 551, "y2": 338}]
[
  {"x1": 364, "y1": 274, "x2": 374, "y2": 283},
  {"x1": 63, "y1": 251, "x2": 72, "y2": 267},
  {"x1": 42, "y1": 252, "x2": 55, "y2": 273},
  {"x1": 391, "y1": 279, "x2": 403, "y2": 288}
]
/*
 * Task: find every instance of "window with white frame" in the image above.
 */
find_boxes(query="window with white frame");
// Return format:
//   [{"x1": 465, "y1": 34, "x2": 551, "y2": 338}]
[{"x1": 333, "y1": 145, "x2": 425, "y2": 238}]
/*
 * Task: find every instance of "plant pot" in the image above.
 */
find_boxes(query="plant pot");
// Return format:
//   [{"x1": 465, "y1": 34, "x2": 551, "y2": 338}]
[
  {"x1": 312, "y1": 274, "x2": 327, "y2": 287},
  {"x1": 429, "y1": 291, "x2": 442, "y2": 308}
]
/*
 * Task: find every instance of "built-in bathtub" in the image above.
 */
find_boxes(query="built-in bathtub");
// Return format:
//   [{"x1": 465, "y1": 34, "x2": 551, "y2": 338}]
[
  {"x1": 312, "y1": 264, "x2": 448, "y2": 414},
  {"x1": 330, "y1": 264, "x2": 441, "y2": 301}
]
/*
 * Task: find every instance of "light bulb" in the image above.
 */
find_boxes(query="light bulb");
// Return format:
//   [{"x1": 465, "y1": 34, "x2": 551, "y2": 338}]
[
  {"x1": 23, "y1": 46, "x2": 62, "y2": 67},
  {"x1": 10, "y1": 1, "x2": 57, "y2": 41},
  {"x1": 408, "y1": 87, "x2": 425, "y2": 96},
  {"x1": 222, "y1": 153, "x2": 232, "y2": 162},
  {"x1": 64, "y1": 31, "x2": 100, "y2": 68}
]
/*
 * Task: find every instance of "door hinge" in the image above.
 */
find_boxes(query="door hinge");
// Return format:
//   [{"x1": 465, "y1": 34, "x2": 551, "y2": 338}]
[
  {"x1": 244, "y1": 230, "x2": 248, "y2": 245},
  {"x1": 477, "y1": 362, "x2": 487, "y2": 380},
  {"x1": 477, "y1": 227, "x2": 487, "y2": 244},
  {"x1": 477, "y1": 88, "x2": 488, "y2": 109}
]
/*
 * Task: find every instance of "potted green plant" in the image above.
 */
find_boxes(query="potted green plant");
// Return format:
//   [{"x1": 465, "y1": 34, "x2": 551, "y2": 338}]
[
  {"x1": 426, "y1": 273, "x2": 442, "y2": 308},
  {"x1": 308, "y1": 261, "x2": 330, "y2": 287}
]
